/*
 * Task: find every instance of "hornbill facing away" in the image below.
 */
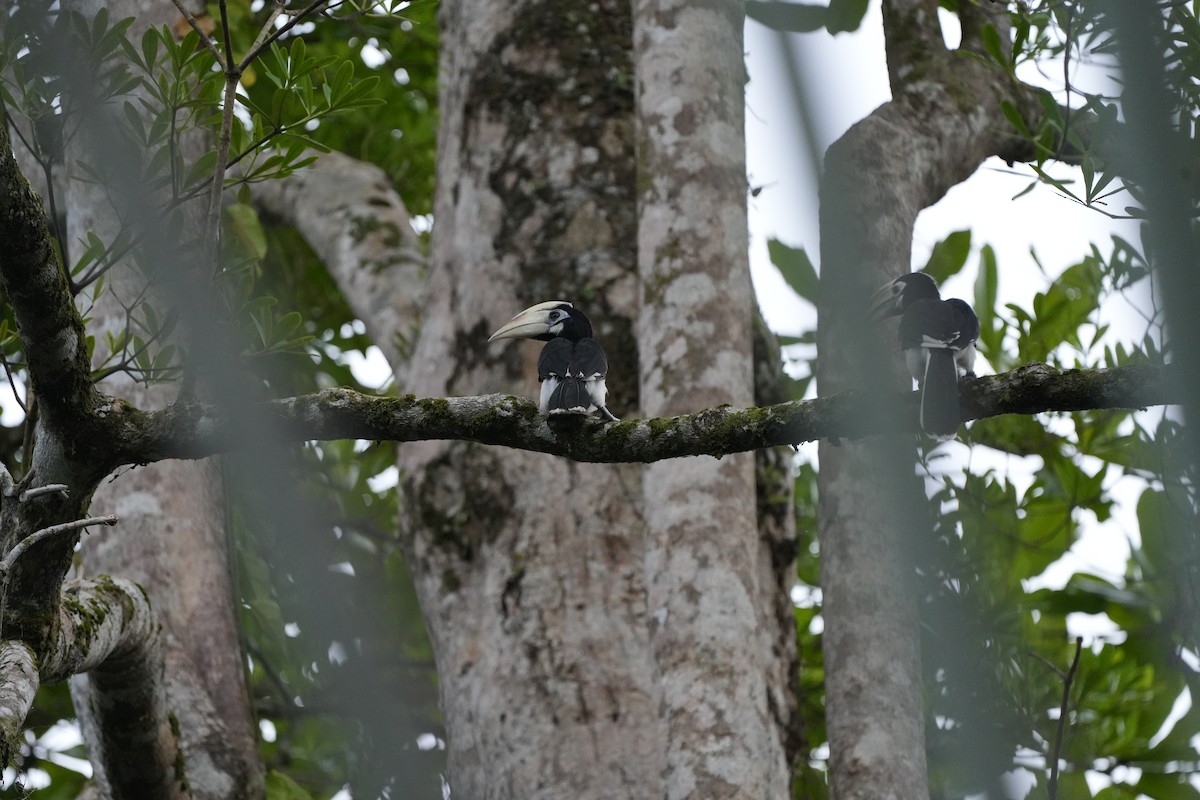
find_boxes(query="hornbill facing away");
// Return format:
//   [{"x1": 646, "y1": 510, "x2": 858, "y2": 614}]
[
  {"x1": 488, "y1": 300, "x2": 619, "y2": 422},
  {"x1": 869, "y1": 272, "x2": 980, "y2": 441}
]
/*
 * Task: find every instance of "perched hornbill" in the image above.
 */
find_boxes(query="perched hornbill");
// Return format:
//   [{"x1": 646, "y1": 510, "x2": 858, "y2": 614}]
[
  {"x1": 869, "y1": 272, "x2": 979, "y2": 441},
  {"x1": 488, "y1": 300, "x2": 619, "y2": 422}
]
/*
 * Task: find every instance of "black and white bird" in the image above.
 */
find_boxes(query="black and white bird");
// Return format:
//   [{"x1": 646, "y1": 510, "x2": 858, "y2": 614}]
[
  {"x1": 868, "y1": 272, "x2": 979, "y2": 441},
  {"x1": 488, "y1": 300, "x2": 619, "y2": 422}
]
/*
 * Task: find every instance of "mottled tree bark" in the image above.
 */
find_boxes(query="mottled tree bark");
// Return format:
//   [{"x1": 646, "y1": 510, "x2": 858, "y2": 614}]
[
  {"x1": 816, "y1": 2, "x2": 1043, "y2": 798},
  {"x1": 635, "y1": 1, "x2": 791, "y2": 796},
  {"x1": 274, "y1": 0, "x2": 798, "y2": 795},
  {"x1": 398, "y1": 1, "x2": 662, "y2": 797}
]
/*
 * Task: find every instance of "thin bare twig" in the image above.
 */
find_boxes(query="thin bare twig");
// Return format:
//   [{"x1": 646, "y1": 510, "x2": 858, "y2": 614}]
[
  {"x1": 1056, "y1": 2, "x2": 1073, "y2": 162},
  {"x1": 20, "y1": 484, "x2": 68, "y2": 501},
  {"x1": 1048, "y1": 636, "x2": 1084, "y2": 800},
  {"x1": 0, "y1": 349, "x2": 26, "y2": 415},
  {"x1": 202, "y1": 74, "x2": 241, "y2": 271},
  {"x1": 170, "y1": 0, "x2": 226, "y2": 67},
  {"x1": 218, "y1": 0, "x2": 236, "y2": 70},
  {"x1": 238, "y1": 0, "x2": 351, "y2": 71},
  {"x1": 247, "y1": 3, "x2": 287, "y2": 58},
  {"x1": 0, "y1": 515, "x2": 117, "y2": 575}
]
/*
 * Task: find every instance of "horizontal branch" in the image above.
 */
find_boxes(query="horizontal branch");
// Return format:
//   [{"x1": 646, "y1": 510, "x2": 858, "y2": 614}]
[
  {"x1": 41, "y1": 577, "x2": 158, "y2": 682},
  {"x1": 1, "y1": 578, "x2": 172, "y2": 788},
  {"x1": 102, "y1": 362, "x2": 1183, "y2": 466}
]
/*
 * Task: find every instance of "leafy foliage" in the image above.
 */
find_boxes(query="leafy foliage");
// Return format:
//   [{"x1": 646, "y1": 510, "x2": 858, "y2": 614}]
[
  {"x1": 0, "y1": 0, "x2": 443, "y2": 794},
  {"x1": 231, "y1": 0, "x2": 439, "y2": 215},
  {"x1": 767, "y1": 30, "x2": 1199, "y2": 778}
]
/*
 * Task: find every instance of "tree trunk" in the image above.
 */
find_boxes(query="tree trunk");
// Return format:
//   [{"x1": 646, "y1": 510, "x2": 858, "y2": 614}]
[
  {"x1": 815, "y1": 3, "x2": 1045, "y2": 797},
  {"x1": 398, "y1": 2, "x2": 660, "y2": 796},
  {"x1": 635, "y1": 0, "x2": 792, "y2": 796},
  {"x1": 354, "y1": 0, "x2": 797, "y2": 795}
]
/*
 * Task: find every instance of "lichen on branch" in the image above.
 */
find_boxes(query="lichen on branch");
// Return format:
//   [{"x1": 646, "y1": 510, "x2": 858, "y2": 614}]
[{"x1": 100, "y1": 362, "x2": 1181, "y2": 467}]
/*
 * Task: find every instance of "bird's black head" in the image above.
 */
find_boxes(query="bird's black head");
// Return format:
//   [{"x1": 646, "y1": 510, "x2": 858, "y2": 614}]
[
  {"x1": 868, "y1": 272, "x2": 942, "y2": 321},
  {"x1": 488, "y1": 300, "x2": 595, "y2": 343}
]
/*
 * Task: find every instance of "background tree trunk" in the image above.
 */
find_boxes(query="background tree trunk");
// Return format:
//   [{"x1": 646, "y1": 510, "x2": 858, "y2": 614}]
[
  {"x1": 635, "y1": 0, "x2": 792, "y2": 796},
  {"x1": 815, "y1": 3, "x2": 1041, "y2": 797},
  {"x1": 314, "y1": 0, "x2": 800, "y2": 795},
  {"x1": 397, "y1": 1, "x2": 660, "y2": 796}
]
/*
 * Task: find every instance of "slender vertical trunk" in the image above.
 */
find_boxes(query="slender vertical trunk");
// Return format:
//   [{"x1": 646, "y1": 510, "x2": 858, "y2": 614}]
[
  {"x1": 399, "y1": 1, "x2": 660, "y2": 797},
  {"x1": 388, "y1": 0, "x2": 795, "y2": 796},
  {"x1": 815, "y1": 4, "x2": 1038, "y2": 796},
  {"x1": 635, "y1": 0, "x2": 792, "y2": 796}
]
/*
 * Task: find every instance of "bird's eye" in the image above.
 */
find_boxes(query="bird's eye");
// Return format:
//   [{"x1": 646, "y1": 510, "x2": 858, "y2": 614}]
[{"x1": 549, "y1": 311, "x2": 562, "y2": 320}]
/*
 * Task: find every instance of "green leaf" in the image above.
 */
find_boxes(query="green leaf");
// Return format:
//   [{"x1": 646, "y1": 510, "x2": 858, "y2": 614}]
[
  {"x1": 272, "y1": 311, "x2": 303, "y2": 345},
  {"x1": 183, "y1": 150, "x2": 219, "y2": 193},
  {"x1": 141, "y1": 303, "x2": 159, "y2": 335},
  {"x1": 1010, "y1": 179, "x2": 1038, "y2": 201},
  {"x1": 766, "y1": 239, "x2": 819, "y2": 305},
  {"x1": 224, "y1": 203, "x2": 268, "y2": 261},
  {"x1": 980, "y1": 23, "x2": 1007, "y2": 71},
  {"x1": 290, "y1": 37, "x2": 308, "y2": 80},
  {"x1": 265, "y1": 770, "x2": 314, "y2": 800},
  {"x1": 1136, "y1": 488, "x2": 1191, "y2": 587},
  {"x1": 922, "y1": 229, "x2": 971, "y2": 284},
  {"x1": 999, "y1": 99, "x2": 1031, "y2": 137},
  {"x1": 330, "y1": 60, "x2": 353, "y2": 100},
  {"x1": 973, "y1": 244, "x2": 1003, "y2": 364},
  {"x1": 122, "y1": 100, "x2": 147, "y2": 143},
  {"x1": 339, "y1": 74, "x2": 383, "y2": 108},
  {"x1": 1018, "y1": 257, "x2": 1103, "y2": 363},
  {"x1": 72, "y1": 231, "x2": 108, "y2": 277},
  {"x1": 826, "y1": 0, "x2": 869, "y2": 34},
  {"x1": 153, "y1": 344, "x2": 177, "y2": 376},
  {"x1": 745, "y1": 1, "x2": 827, "y2": 32},
  {"x1": 140, "y1": 26, "x2": 160, "y2": 71}
]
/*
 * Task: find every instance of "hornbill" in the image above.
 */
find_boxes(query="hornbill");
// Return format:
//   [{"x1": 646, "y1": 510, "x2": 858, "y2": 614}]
[
  {"x1": 869, "y1": 272, "x2": 979, "y2": 441},
  {"x1": 488, "y1": 300, "x2": 619, "y2": 422}
]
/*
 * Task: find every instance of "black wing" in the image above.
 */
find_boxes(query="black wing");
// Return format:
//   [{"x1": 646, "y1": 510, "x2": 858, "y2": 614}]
[
  {"x1": 899, "y1": 298, "x2": 977, "y2": 352},
  {"x1": 944, "y1": 299, "x2": 979, "y2": 348},
  {"x1": 566, "y1": 338, "x2": 608, "y2": 379},
  {"x1": 537, "y1": 338, "x2": 574, "y2": 382}
]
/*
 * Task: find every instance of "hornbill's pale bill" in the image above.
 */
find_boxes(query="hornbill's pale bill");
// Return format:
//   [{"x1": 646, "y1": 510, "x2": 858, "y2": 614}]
[
  {"x1": 488, "y1": 301, "x2": 620, "y2": 422},
  {"x1": 868, "y1": 272, "x2": 980, "y2": 441}
]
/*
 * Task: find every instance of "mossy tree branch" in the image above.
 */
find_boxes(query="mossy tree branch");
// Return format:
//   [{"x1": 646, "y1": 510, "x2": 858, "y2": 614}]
[
  {"x1": 94, "y1": 361, "x2": 1182, "y2": 467},
  {"x1": 0, "y1": 577, "x2": 173, "y2": 788}
]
